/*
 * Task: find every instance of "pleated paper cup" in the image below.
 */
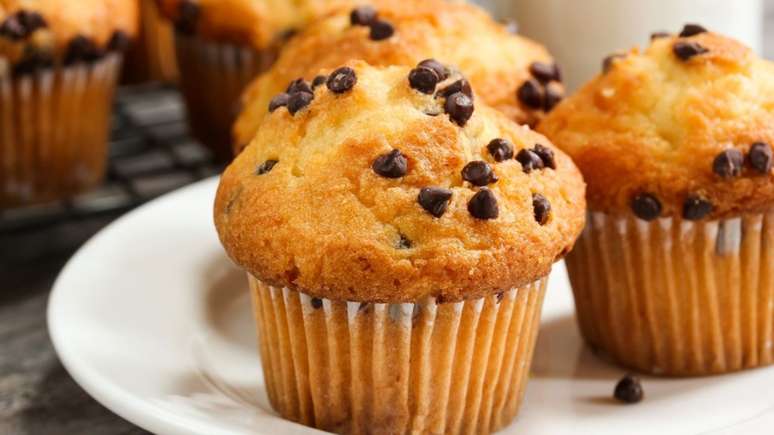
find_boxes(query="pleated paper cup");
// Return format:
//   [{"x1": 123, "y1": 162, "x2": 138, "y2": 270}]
[
  {"x1": 566, "y1": 211, "x2": 774, "y2": 376},
  {"x1": 175, "y1": 34, "x2": 277, "y2": 161},
  {"x1": 123, "y1": 0, "x2": 178, "y2": 83},
  {"x1": 249, "y1": 275, "x2": 548, "y2": 435},
  {"x1": 0, "y1": 54, "x2": 122, "y2": 208}
]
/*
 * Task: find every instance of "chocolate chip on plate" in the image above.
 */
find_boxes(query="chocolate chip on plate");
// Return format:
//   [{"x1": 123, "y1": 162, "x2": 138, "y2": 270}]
[
  {"x1": 487, "y1": 138, "x2": 514, "y2": 162},
  {"x1": 516, "y1": 149, "x2": 544, "y2": 173},
  {"x1": 439, "y1": 79, "x2": 473, "y2": 99},
  {"x1": 369, "y1": 20, "x2": 394, "y2": 41},
  {"x1": 268, "y1": 93, "x2": 290, "y2": 112},
  {"x1": 631, "y1": 193, "x2": 662, "y2": 221},
  {"x1": 614, "y1": 374, "x2": 644, "y2": 404},
  {"x1": 256, "y1": 159, "x2": 278, "y2": 175},
  {"x1": 445, "y1": 92, "x2": 474, "y2": 126},
  {"x1": 312, "y1": 75, "x2": 328, "y2": 89},
  {"x1": 533, "y1": 144, "x2": 556, "y2": 169},
  {"x1": 749, "y1": 142, "x2": 773, "y2": 174},
  {"x1": 418, "y1": 187, "x2": 453, "y2": 218},
  {"x1": 327, "y1": 66, "x2": 357, "y2": 93},
  {"x1": 529, "y1": 62, "x2": 561, "y2": 83},
  {"x1": 468, "y1": 188, "x2": 499, "y2": 220},
  {"x1": 462, "y1": 161, "x2": 498, "y2": 186},
  {"x1": 673, "y1": 41, "x2": 709, "y2": 60},
  {"x1": 350, "y1": 5, "x2": 377, "y2": 26},
  {"x1": 533, "y1": 193, "x2": 551, "y2": 225},
  {"x1": 517, "y1": 78, "x2": 544, "y2": 109},
  {"x1": 409, "y1": 67, "x2": 440, "y2": 94},
  {"x1": 372, "y1": 149, "x2": 408, "y2": 178},
  {"x1": 712, "y1": 149, "x2": 744, "y2": 178},
  {"x1": 418, "y1": 59, "x2": 449, "y2": 81},
  {"x1": 679, "y1": 23, "x2": 707, "y2": 38},
  {"x1": 287, "y1": 91, "x2": 314, "y2": 115},
  {"x1": 683, "y1": 196, "x2": 713, "y2": 220},
  {"x1": 177, "y1": 0, "x2": 200, "y2": 34}
]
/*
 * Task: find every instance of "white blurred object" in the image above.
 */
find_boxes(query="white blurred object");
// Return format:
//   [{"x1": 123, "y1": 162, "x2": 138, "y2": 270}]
[{"x1": 491, "y1": 0, "x2": 764, "y2": 91}]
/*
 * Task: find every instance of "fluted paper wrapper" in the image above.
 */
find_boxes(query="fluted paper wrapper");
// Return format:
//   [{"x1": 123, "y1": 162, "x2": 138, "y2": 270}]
[
  {"x1": 0, "y1": 55, "x2": 122, "y2": 207},
  {"x1": 249, "y1": 275, "x2": 548, "y2": 435},
  {"x1": 123, "y1": 0, "x2": 178, "y2": 83},
  {"x1": 175, "y1": 34, "x2": 276, "y2": 161},
  {"x1": 566, "y1": 211, "x2": 774, "y2": 376}
]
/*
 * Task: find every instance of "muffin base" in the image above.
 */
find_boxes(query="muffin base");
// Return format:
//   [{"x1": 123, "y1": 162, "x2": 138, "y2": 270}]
[
  {"x1": 249, "y1": 276, "x2": 548, "y2": 435},
  {"x1": 0, "y1": 55, "x2": 122, "y2": 208},
  {"x1": 567, "y1": 211, "x2": 774, "y2": 376},
  {"x1": 175, "y1": 34, "x2": 276, "y2": 161}
]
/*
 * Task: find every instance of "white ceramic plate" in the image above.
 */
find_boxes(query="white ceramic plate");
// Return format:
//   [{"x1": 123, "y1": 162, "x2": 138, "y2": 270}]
[{"x1": 49, "y1": 177, "x2": 774, "y2": 435}]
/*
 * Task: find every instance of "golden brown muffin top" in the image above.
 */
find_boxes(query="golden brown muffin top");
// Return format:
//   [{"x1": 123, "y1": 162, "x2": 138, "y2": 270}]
[
  {"x1": 539, "y1": 26, "x2": 774, "y2": 221},
  {"x1": 0, "y1": 0, "x2": 138, "y2": 73},
  {"x1": 155, "y1": 0, "x2": 353, "y2": 49},
  {"x1": 215, "y1": 61, "x2": 586, "y2": 303},
  {"x1": 232, "y1": 0, "x2": 562, "y2": 148}
]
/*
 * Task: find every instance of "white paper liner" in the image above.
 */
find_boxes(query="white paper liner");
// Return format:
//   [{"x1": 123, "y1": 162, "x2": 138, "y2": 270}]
[
  {"x1": 249, "y1": 275, "x2": 548, "y2": 435},
  {"x1": 0, "y1": 55, "x2": 122, "y2": 207},
  {"x1": 566, "y1": 211, "x2": 774, "y2": 376},
  {"x1": 174, "y1": 34, "x2": 276, "y2": 160}
]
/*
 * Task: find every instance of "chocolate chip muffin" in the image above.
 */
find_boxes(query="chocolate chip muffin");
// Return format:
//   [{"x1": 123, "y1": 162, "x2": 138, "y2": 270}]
[
  {"x1": 215, "y1": 62, "x2": 585, "y2": 434},
  {"x1": 539, "y1": 25, "x2": 774, "y2": 376},
  {"x1": 232, "y1": 0, "x2": 563, "y2": 151},
  {"x1": 0, "y1": 0, "x2": 138, "y2": 207},
  {"x1": 154, "y1": 0, "x2": 353, "y2": 160}
]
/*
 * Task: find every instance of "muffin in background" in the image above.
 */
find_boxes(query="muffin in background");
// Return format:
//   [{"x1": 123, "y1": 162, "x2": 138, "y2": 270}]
[
  {"x1": 215, "y1": 61, "x2": 586, "y2": 434},
  {"x1": 0, "y1": 0, "x2": 138, "y2": 208},
  {"x1": 123, "y1": 0, "x2": 178, "y2": 83},
  {"x1": 154, "y1": 0, "x2": 353, "y2": 161},
  {"x1": 233, "y1": 0, "x2": 564, "y2": 151},
  {"x1": 540, "y1": 26, "x2": 774, "y2": 376}
]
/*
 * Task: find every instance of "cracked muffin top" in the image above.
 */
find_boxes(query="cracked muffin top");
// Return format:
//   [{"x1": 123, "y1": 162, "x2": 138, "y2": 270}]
[
  {"x1": 539, "y1": 26, "x2": 774, "y2": 221},
  {"x1": 232, "y1": 0, "x2": 562, "y2": 149},
  {"x1": 0, "y1": 0, "x2": 138, "y2": 73},
  {"x1": 215, "y1": 61, "x2": 586, "y2": 303}
]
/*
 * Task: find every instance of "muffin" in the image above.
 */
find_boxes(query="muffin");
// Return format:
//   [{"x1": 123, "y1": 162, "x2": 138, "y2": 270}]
[
  {"x1": 539, "y1": 25, "x2": 774, "y2": 376},
  {"x1": 123, "y1": 0, "x2": 178, "y2": 83},
  {"x1": 232, "y1": 0, "x2": 563, "y2": 151},
  {"x1": 0, "y1": 0, "x2": 138, "y2": 207},
  {"x1": 155, "y1": 0, "x2": 353, "y2": 161},
  {"x1": 215, "y1": 61, "x2": 586, "y2": 434}
]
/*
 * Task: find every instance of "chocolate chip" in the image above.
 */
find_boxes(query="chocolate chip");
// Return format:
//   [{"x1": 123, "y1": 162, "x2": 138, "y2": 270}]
[
  {"x1": 679, "y1": 23, "x2": 707, "y2": 38},
  {"x1": 418, "y1": 187, "x2": 453, "y2": 218},
  {"x1": 516, "y1": 149, "x2": 544, "y2": 173},
  {"x1": 533, "y1": 144, "x2": 556, "y2": 169},
  {"x1": 64, "y1": 35, "x2": 102, "y2": 65},
  {"x1": 614, "y1": 374, "x2": 644, "y2": 404},
  {"x1": 397, "y1": 234, "x2": 412, "y2": 249},
  {"x1": 445, "y1": 92, "x2": 474, "y2": 126},
  {"x1": 350, "y1": 5, "x2": 377, "y2": 26},
  {"x1": 418, "y1": 59, "x2": 449, "y2": 81},
  {"x1": 602, "y1": 53, "x2": 626, "y2": 73},
  {"x1": 533, "y1": 193, "x2": 551, "y2": 225},
  {"x1": 369, "y1": 20, "x2": 394, "y2": 41},
  {"x1": 177, "y1": 0, "x2": 200, "y2": 34},
  {"x1": 327, "y1": 66, "x2": 357, "y2": 93},
  {"x1": 287, "y1": 78, "x2": 312, "y2": 95},
  {"x1": 651, "y1": 31, "x2": 672, "y2": 40},
  {"x1": 749, "y1": 142, "x2": 773, "y2": 174},
  {"x1": 712, "y1": 149, "x2": 744, "y2": 178},
  {"x1": 311, "y1": 75, "x2": 327, "y2": 89},
  {"x1": 529, "y1": 62, "x2": 561, "y2": 83},
  {"x1": 409, "y1": 67, "x2": 440, "y2": 94},
  {"x1": 439, "y1": 79, "x2": 473, "y2": 99},
  {"x1": 17, "y1": 11, "x2": 46, "y2": 33},
  {"x1": 277, "y1": 28, "x2": 297, "y2": 42},
  {"x1": 0, "y1": 15, "x2": 26, "y2": 40},
  {"x1": 372, "y1": 149, "x2": 408, "y2": 178},
  {"x1": 683, "y1": 196, "x2": 713, "y2": 220},
  {"x1": 673, "y1": 41, "x2": 708, "y2": 60},
  {"x1": 268, "y1": 93, "x2": 290, "y2": 112},
  {"x1": 517, "y1": 79, "x2": 544, "y2": 110},
  {"x1": 462, "y1": 161, "x2": 498, "y2": 186},
  {"x1": 496, "y1": 292, "x2": 505, "y2": 303},
  {"x1": 287, "y1": 91, "x2": 314, "y2": 115},
  {"x1": 107, "y1": 30, "x2": 131, "y2": 51},
  {"x1": 631, "y1": 193, "x2": 662, "y2": 221},
  {"x1": 311, "y1": 298, "x2": 323, "y2": 309},
  {"x1": 12, "y1": 47, "x2": 51, "y2": 76},
  {"x1": 544, "y1": 82, "x2": 563, "y2": 112},
  {"x1": 468, "y1": 188, "x2": 499, "y2": 220},
  {"x1": 256, "y1": 160, "x2": 278, "y2": 175},
  {"x1": 487, "y1": 138, "x2": 514, "y2": 162}
]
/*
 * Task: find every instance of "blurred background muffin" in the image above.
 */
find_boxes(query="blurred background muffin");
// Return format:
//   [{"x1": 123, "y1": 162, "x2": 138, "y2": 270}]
[
  {"x1": 540, "y1": 26, "x2": 774, "y2": 376},
  {"x1": 0, "y1": 0, "x2": 138, "y2": 208},
  {"x1": 233, "y1": 0, "x2": 564, "y2": 151},
  {"x1": 122, "y1": 0, "x2": 178, "y2": 83},
  {"x1": 215, "y1": 61, "x2": 585, "y2": 434}
]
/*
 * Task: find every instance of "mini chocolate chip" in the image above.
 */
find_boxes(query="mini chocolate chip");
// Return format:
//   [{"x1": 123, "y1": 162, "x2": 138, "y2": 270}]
[
  {"x1": 516, "y1": 149, "x2": 544, "y2": 173},
  {"x1": 602, "y1": 53, "x2": 626, "y2": 73},
  {"x1": 0, "y1": 15, "x2": 26, "y2": 39},
  {"x1": 311, "y1": 298, "x2": 323, "y2": 309},
  {"x1": 268, "y1": 93, "x2": 290, "y2": 112},
  {"x1": 418, "y1": 59, "x2": 449, "y2": 81},
  {"x1": 445, "y1": 92, "x2": 474, "y2": 126},
  {"x1": 533, "y1": 193, "x2": 551, "y2": 225},
  {"x1": 487, "y1": 138, "x2": 514, "y2": 162},
  {"x1": 533, "y1": 144, "x2": 556, "y2": 169},
  {"x1": 287, "y1": 91, "x2": 314, "y2": 115},
  {"x1": 327, "y1": 66, "x2": 357, "y2": 93},
  {"x1": 372, "y1": 149, "x2": 408, "y2": 178},
  {"x1": 65, "y1": 35, "x2": 102, "y2": 64},
  {"x1": 651, "y1": 31, "x2": 672, "y2": 40},
  {"x1": 397, "y1": 234, "x2": 412, "y2": 249},
  {"x1": 631, "y1": 193, "x2": 662, "y2": 221},
  {"x1": 12, "y1": 47, "x2": 52, "y2": 76},
  {"x1": 256, "y1": 160, "x2": 278, "y2": 175},
  {"x1": 468, "y1": 188, "x2": 499, "y2": 220},
  {"x1": 462, "y1": 161, "x2": 498, "y2": 186},
  {"x1": 496, "y1": 292, "x2": 505, "y2": 303},
  {"x1": 712, "y1": 149, "x2": 744, "y2": 178},
  {"x1": 350, "y1": 5, "x2": 377, "y2": 26},
  {"x1": 369, "y1": 20, "x2": 394, "y2": 41},
  {"x1": 683, "y1": 196, "x2": 713, "y2": 220},
  {"x1": 17, "y1": 11, "x2": 46, "y2": 33},
  {"x1": 673, "y1": 41, "x2": 708, "y2": 60},
  {"x1": 749, "y1": 142, "x2": 773, "y2": 174},
  {"x1": 107, "y1": 30, "x2": 130, "y2": 51},
  {"x1": 614, "y1": 374, "x2": 644, "y2": 404},
  {"x1": 529, "y1": 62, "x2": 560, "y2": 83},
  {"x1": 517, "y1": 79, "x2": 544, "y2": 109},
  {"x1": 409, "y1": 67, "x2": 440, "y2": 94},
  {"x1": 679, "y1": 23, "x2": 707, "y2": 38},
  {"x1": 418, "y1": 187, "x2": 453, "y2": 218},
  {"x1": 544, "y1": 82, "x2": 563, "y2": 112},
  {"x1": 177, "y1": 0, "x2": 200, "y2": 34},
  {"x1": 311, "y1": 75, "x2": 328, "y2": 89},
  {"x1": 439, "y1": 79, "x2": 473, "y2": 99},
  {"x1": 287, "y1": 78, "x2": 312, "y2": 95}
]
